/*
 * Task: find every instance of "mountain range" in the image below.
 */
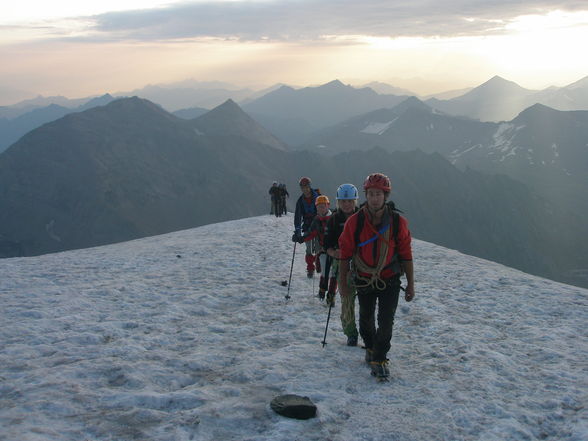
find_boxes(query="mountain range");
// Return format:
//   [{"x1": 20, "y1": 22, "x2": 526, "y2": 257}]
[
  {"x1": 0, "y1": 97, "x2": 286, "y2": 257},
  {"x1": 1, "y1": 97, "x2": 586, "y2": 289},
  {"x1": 0, "y1": 94, "x2": 116, "y2": 153},
  {"x1": 3, "y1": 75, "x2": 588, "y2": 153},
  {"x1": 243, "y1": 80, "x2": 408, "y2": 145},
  {"x1": 427, "y1": 75, "x2": 588, "y2": 122},
  {"x1": 117, "y1": 83, "x2": 255, "y2": 111},
  {"x1": 302, "y1": 95, "x2": 588, "y2": 219},
  {"x1": 305, "y1": 97, "x2": 588, "y2": 285}
]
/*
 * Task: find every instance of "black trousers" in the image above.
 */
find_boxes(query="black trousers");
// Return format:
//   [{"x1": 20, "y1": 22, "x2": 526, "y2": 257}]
[{"x1": 357, "y1": 276, "x2": 401, "y2": 362}]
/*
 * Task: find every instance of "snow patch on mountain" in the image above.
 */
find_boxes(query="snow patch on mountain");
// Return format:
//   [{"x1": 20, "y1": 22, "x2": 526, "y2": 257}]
[
  {"x1": 490, "y1": 123, "x2": 527, "y2": 162},
  {"x1": 360, "y1": 118, "x2": 398, "y2": 135},
  {"x1": 450, "y1": 143, "x2": 483, "y2": 162}
]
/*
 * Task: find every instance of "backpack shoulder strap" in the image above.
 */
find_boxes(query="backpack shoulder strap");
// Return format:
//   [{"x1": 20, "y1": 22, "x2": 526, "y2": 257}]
[
  {"x1": 354, "y1": 208, "x2": 365, "y2": 246},
  {"x1": 391, "y1": 210, "x2": 400, "y2": 246}
]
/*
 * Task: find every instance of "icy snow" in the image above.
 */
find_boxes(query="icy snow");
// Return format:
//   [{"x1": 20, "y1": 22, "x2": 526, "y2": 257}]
[
  {"x1": 361, "y1": 118, "x2": 398, "y2": 135},
  {"x1": 1, "y1": 215, "x2": 587, "y2": 441}
]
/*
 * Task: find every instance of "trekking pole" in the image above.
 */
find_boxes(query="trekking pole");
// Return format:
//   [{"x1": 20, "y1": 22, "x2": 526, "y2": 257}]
[
  {"x1": 321, "y1": 302, "x2": 333, "y2": 347},
  {"x1": 285, "y1": 242, "x2": 297, "y2": 300}
]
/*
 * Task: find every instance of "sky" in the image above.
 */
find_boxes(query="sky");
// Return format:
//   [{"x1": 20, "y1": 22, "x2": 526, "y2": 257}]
[
  {"x1": 1, "y1": 0, "x2": 588, "y2": 103},
  {"x1": 0, "y1": 215, "x2": 586, "y2": 440}
]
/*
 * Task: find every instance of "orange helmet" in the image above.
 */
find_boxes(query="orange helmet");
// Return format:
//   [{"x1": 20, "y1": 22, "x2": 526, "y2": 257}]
[{"x1": 315, "y1": 195, "x2": 330, "y2": 206}]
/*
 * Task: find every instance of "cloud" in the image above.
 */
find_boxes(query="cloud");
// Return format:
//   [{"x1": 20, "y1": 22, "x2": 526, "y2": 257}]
[{"x1": 83, "y1": 0, "x2": 588, "y2": 42}]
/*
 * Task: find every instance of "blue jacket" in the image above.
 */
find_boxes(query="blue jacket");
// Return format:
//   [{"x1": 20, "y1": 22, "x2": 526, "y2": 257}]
[{"x1": 294, "y1": 188, "x2": 320, "y2": 234}]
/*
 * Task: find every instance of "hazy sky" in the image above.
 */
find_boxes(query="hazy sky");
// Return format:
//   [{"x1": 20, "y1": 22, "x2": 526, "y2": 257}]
[{"x1": 1, "y1": 0, "x2": 588, "y2": 103}]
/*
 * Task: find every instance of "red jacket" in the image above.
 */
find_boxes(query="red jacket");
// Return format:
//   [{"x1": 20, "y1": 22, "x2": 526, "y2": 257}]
[{"x1": 338, "y1": 208, "x2": 412, "y2": 279}]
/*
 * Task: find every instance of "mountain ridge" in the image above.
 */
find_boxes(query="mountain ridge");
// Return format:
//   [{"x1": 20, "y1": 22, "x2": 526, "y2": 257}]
[{"x1": 1, "y1": 95, "x2": 587, "y2": 288}]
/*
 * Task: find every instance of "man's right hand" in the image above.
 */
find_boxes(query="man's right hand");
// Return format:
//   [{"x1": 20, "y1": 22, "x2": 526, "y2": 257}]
[{"x1": 327, "y1": 248, "x2": 341, "y2": 259}]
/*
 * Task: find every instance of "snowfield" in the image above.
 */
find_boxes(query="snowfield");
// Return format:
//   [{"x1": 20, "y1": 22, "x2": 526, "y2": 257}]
[{"x1": 1, "y1": 215, "x2": 586, "y2": 441}]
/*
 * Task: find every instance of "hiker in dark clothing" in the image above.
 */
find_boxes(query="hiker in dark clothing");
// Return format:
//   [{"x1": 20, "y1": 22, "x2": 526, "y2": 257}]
[
  {"x1": 269, "y1": 182, "x2": 281, "y2": 217},
  {"x1": 279, "y1": 183, "x2": 289, "y2": 215},
  {"x1": 325, "y1": 183, "x2": 360, "y2": 346},
  {"x1": 302, "y1": 195, "x2": 335, "y2": 300},
  {"x1": 292, "y1": 177, "x2": 320, "y2": 278},
  {"x1": 338, "y1": 173, "x2": 415, "y2": 381}
]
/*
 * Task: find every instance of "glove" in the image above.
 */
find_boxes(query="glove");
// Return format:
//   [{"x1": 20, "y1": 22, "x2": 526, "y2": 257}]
[
  {"x1": 292, "y1": 233, "x2": 302, "y2": 243},
  {"x1": 297, "y1": 235, "x2": 305, "y2": 244}
]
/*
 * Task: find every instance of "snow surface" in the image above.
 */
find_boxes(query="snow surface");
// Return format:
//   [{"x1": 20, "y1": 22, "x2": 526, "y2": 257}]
[{"x1": 1, "y1": 215, "x2": 587, "y2": 441}]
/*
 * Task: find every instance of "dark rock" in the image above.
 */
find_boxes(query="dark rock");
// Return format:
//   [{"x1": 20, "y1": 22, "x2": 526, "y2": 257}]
[{"x1": 270, "y1": 394, "x2": 317, "y2": 419}]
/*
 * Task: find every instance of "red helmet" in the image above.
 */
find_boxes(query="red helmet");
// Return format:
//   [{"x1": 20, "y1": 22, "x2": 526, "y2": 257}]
[
  {"x1": 363, "y1": 173, "x2": 391, "y2": 192},
  {"x1": 299, "y1": 177, "x2": 311, "y2": 187}
]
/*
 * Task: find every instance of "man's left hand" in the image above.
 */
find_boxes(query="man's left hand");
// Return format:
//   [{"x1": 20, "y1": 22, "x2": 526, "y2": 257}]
[{"x1": 404, "y1": 284, "x2": 415, "y2": 302}]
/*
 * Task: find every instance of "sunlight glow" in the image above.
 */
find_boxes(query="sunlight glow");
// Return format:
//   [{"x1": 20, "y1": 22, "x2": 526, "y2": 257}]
[
  {"x1": 0, "y1": 1, "x2": 172, "y2": 24},
  {"x1": 1, "y1": 4, "x2": 587, "y2": 97}
]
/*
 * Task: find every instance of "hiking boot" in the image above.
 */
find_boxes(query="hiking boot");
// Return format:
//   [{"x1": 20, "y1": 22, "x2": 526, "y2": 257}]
[
  {"x1": 317, "y1": 288, "x2": 326, "y2": 300},
  {"x1": 365, "y1": 349, "x2": 374, "y2": 364},
  {"x1": 370, "y1": 360, "x2": 390, "y2": 381},
  {"x1": 325, "y1": 292, "x2": 335, "y2": 307},
  {"x1": 347, "y1": 335, "x2": 358, "y2": 347}
]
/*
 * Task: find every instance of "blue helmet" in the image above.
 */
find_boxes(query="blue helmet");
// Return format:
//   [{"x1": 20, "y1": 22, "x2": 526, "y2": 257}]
[{"x1": 336, "y1": 183, "x2": 359, "y2": 200}]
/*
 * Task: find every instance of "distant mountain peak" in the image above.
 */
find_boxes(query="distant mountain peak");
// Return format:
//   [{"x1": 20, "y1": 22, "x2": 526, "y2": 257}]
[
  {"x1": 322, "y1": 79, "x2": 345, "y2": 88},
  {"x1": 514, "y1": 102, "x2": 560, "y2": 120},
  {"x1": 488, "y1": 74, "x2": 508, "y2": 82},
  {"x1": 198, "y1": 98, "x2": 247, "y2": 121},
  {"x1": 194, "y1": 98, "x2": 286, "y2": 150},
  {"x1": 395, "y1": 96, "x2": 429, "y2": 110},
  {"x1": 107, "y1": 96, "x2": 164, "y2": 112},
  {"x1": 277, "y1": 84, "x2": 295, "y2": 91},
  {"x1": 361, "y1": 81, "x2": 415, "y2": 97},
  {"x1": 216, "y1": 98, "x2": 240, "y2": 110},
  {"x1": 479, "y1": 75, "x2": 529, "y2": 92},
  {"x1": 565, "y1": 75, "x2": 588, "y2": 90}
]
